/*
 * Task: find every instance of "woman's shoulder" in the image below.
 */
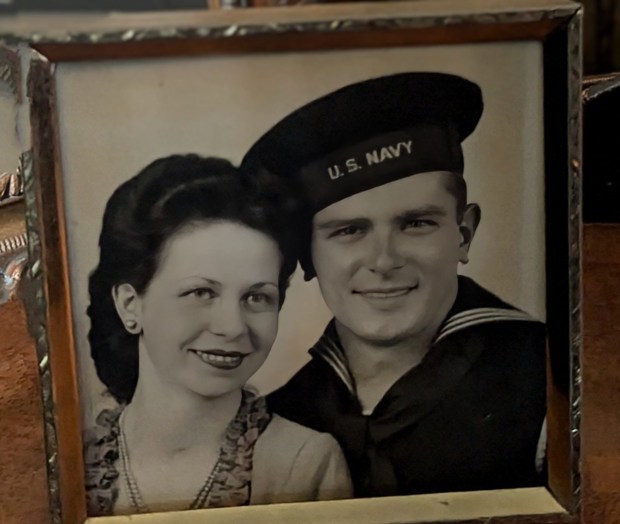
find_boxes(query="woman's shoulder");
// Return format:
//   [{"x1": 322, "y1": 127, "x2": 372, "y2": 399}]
[
  {"x1": 260, "y1": 414, "x2": 341, "y2": 452},
  {"x1": 251, "y1": 414, "x2": 353, "y2": 504}
]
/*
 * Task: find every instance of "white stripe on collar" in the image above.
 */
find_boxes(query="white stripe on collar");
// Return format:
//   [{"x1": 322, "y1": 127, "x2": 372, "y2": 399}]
[
  {"x1": 312, "y1": 307, "x2": 537, "y2": 393},
  {"x1": 434, "y1": 307, "x2": 536, "y2": 344},
  {"x1": 312, "y1": 335, "x2": 356, "y2": 394}
]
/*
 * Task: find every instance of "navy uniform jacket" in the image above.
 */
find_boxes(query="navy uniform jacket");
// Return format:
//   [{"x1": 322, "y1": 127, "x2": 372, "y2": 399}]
[{"x1": 268, "y1": 276, "x2": 547, "y2": 497}]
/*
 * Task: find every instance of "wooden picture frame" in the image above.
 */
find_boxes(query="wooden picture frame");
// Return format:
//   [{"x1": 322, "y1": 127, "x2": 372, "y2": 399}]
[{"x1": 4, "y1": 1, "x2": 582, "y2": 522}]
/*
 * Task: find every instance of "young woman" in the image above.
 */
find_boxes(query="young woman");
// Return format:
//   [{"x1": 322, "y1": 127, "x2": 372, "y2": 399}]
[{"x1": 84, "y1": 154, "x2": 352, "y2": 516}]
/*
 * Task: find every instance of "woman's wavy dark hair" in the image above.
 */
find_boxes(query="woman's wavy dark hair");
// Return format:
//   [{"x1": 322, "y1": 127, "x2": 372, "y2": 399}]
[{"x1": 87, "y1": 154, "x2": 299, "y2": 405}]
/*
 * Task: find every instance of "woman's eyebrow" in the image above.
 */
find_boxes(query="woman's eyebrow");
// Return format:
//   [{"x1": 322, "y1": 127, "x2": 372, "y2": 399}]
[
  {"x1": 177, "y1": 276, "x2": 221, "y2": 286},
  {"x1": 248, "y1": 281, "x2": 279, "y2": 289}
]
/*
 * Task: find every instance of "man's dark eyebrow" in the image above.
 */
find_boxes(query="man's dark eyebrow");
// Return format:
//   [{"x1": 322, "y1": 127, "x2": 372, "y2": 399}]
[
  {"x1": 314, "y1": 218, "x2": 372, "y2": 230},
  {"x1": 396, "y1": 205, "x2": 448, "y2": 221}
]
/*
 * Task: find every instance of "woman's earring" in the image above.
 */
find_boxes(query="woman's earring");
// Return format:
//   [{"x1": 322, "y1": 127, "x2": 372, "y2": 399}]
[{"x1": 125, "y1": 319, "x2": 139, "y2": 333}]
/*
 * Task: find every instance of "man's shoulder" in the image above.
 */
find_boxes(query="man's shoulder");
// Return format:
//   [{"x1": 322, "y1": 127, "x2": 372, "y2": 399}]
[
  {"x1": 439, "y1": 277, "x2": 546, "y2": 359},
  {"x1": 446, "y1": 276, "x2": 544, "y2": 328},
  {"x1": 268, "y1": 358, "x2": 330, "y2": 401},
  {"x1": 461, "y1": 313, "x2": 546, "y2": 351},
  {"x1": 455, "y1": 275, "x2": 542, "y2": 315},
  {"x1": 267, "y1": 357, "x2": 340, "y2": 426}
]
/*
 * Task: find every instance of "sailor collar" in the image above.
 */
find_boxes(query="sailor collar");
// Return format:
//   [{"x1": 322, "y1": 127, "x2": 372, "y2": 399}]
[{"x1": 309, "y1": 276, "x2": 537, "y2": 396}]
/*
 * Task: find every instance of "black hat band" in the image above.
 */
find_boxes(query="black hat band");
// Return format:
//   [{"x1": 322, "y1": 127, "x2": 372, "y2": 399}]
[{"x1": 297, "y1": 124, "x2": 464, "y2": 213}]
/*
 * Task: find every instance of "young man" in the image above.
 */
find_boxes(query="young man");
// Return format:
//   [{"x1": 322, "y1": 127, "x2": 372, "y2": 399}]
[{"x1": 242, "y1": 72, "x2": 546, "y2": 497}]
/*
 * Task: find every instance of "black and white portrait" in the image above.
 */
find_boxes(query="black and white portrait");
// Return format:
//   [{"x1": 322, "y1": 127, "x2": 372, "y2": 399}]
[{"x1": 54, "y1": 41, "x2": 547, "y2": 517}]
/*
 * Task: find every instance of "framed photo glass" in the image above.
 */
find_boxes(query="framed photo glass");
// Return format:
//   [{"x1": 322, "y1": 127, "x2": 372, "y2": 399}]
[{"x1": 8, "y1": 0, "x2": 582, "y2": 522}]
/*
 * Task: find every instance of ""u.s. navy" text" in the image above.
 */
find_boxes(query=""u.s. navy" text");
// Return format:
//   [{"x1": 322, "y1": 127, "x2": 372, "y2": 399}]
[{"x1": 327, "y1": 140, "x2": 413, "y2": 180}]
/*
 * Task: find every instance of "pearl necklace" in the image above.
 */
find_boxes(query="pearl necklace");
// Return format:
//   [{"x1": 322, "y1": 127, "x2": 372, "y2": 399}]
[{"x1": 117, "y1": 410, "x2": 223, "y2": 513}]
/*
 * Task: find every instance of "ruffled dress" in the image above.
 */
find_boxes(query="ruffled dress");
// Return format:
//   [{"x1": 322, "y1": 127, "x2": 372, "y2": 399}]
[{"x1": 84, "y1": 390, "x2": 272, "y2": 516}]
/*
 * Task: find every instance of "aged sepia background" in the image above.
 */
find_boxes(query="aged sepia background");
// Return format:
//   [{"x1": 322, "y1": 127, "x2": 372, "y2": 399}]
[{"x1": 47, "y1": 41, "x2": 546, "y2": 427}]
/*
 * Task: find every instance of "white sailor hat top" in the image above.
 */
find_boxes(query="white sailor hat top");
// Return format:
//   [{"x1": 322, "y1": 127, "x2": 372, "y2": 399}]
[{"x1": 242, "y1": 72, "x2": 484, "y2": 214}]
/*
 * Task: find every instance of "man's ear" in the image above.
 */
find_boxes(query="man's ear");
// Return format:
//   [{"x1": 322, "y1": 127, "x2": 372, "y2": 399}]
[
  {"x1": 112, "y1": 283, "x2": 142, "y2": 334},
  {"x1": 458, "y1": 203, "x2": 481, "y2": 264}
]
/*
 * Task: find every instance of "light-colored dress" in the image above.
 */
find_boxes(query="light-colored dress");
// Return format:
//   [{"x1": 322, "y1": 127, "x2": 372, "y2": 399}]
[{"x1": 84, "y1": 390, "x2": 352, "y2": 516}]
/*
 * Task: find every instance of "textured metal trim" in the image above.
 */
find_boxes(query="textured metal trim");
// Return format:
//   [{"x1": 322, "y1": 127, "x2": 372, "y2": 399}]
[
  {"x1": 0, "y1": 241, "x2": 27, "y2": 304},
  {"x1": 0, "y1": 4, "x2": 579, "y2": 48},
  {"x1": 22, "y1": 59, "x2": 62, "y2": 524},
  {"x1": 0, "y1": 231, "x2": 26, "y2": 254},
  {"x1": 0, "y1": 150, "x2": 27, "y2": 208},
  {"x1": 0, "y1": 44, "x2": 21, "y2": 101},
  {"x1": 583, "y1": 73, "x2": 620, "y2": 101},
  {"x1": 567, "y1": 6, "x2": 583, "y2": 513},
  {"x1": 0, "y1": 170, "x2": 23, "y2": 207},
  {"x1": 0, "y1": 222, "x2": 27, "y2": 305},
  {"x1": 0, "y1": 157, "x2": 29, "y2": 305}
]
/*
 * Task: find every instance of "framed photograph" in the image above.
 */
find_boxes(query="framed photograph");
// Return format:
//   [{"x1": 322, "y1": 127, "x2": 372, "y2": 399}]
[
  {"x1": 0, "y1": 173, "x2": 27, "y2": 304},
  {"x1": 14, "y1": 0, "x2": 581, "y2": 522},
  {"x1": 0, "y1": 46, "x2": 27, "y2": 304}
]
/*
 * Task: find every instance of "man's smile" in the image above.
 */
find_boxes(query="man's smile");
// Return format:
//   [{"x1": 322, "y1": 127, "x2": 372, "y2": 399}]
[{"x1": 354, "y1": 286, "x2": 417, "y2": 299}]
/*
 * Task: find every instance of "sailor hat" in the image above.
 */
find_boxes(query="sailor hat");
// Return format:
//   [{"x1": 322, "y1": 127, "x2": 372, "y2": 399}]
[{"x1": 242, "y1": 72, "x2": 483, "y2": 215}]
